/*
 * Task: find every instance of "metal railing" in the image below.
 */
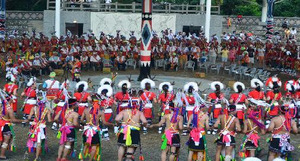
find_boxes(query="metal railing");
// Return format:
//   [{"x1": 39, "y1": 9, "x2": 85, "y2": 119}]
[{"x1": 47, "y1": 0, "x2": 220, "y2": 14}]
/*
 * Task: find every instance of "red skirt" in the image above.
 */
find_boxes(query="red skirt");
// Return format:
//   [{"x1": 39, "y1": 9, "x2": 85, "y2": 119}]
[
  {"x1": 187, "y1": 111, "x2": 193, "y2": 120},
  {"x1": 213, "y1": 108, "x2": 222, "y2": 119},
  {"x1": 104, "y1": 113, "x2": 113, "y2": 123},
  {"x1": 11, "y1": 100, "x2": 17, "y2": 112},
  {"x1": 269, "y1": 106, "x2": 279, "y2": 116},
  {"x1": 143, "y1": 108, "x2": 153, "y2": 119},
  {"x1": 54, "y1": 106, "x2": 63, "y2": 115},
  {"x1": 23, "y1": 104, "x2": 35, "y2": 115},
  {"x1": 78, "y1": 106, "x2": 86, "y2": 116},
  {"x1": 237, "y1": 111, "x2": 244, "y2": 120}
]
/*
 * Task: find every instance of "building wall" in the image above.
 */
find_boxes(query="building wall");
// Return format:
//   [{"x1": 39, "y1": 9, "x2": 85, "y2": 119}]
[{"x1": 43, "y1": 10, "x2": 222, "y2": 39}]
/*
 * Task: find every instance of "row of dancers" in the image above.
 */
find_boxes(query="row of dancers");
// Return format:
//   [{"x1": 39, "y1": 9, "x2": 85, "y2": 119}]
[{"x1": 0, "y1": 72, "x2": 299, "y2": 161}]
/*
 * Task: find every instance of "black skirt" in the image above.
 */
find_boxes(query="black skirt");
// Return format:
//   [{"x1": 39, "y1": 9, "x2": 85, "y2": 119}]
[
  {"x1": 216, "y1": 134, "x2": 236, "y2": 146},
  {"x1": 118, "y1": 129, "x2": 140, "y2": 147},
  {"x1": 168, "y1": 134, "x2": 180, "y2": 148},
  {"x1": 188, "y1": 137, "x2": 205, "y2": 151},
  {"x1": 83, "y1": 131, "x2": 100, "y2": 145}
]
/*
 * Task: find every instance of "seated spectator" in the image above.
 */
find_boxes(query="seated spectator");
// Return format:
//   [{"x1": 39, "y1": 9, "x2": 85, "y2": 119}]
[
  {"x1": 49, "y1": 52, "x2": 61, "y2": 69},
  {"x1": 32, "y1": 54, "x2": 41, "y2": 76},
  {"x1": 166, "y1": 53, "x2": 178, "y2": 71},
  {"x1": 80, "y1": 52, "x2": 89, "y2": 70},
  {"x1": 40, "y1": 53, "x2": 50, "y2": 75},
  {"x1": 241, "y1": 52, "x2": 250, "y2": 66},
  {"x1": 115, "y1": 53, "x2": 126, "y2": 71},
  {"x1": 90, "y1": 52, "x2": 102, "y2": 71}
]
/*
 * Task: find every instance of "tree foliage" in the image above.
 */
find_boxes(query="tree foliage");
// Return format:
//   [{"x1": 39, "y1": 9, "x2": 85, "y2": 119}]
[{"x1": 5, "y1": 0, "x2": 300, "y2": 17}]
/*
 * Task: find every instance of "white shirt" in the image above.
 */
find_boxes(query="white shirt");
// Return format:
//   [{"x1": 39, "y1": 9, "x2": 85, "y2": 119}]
[
  {"x1": 291, "y1": 29, "x2": 297, "y2": 35},
  {"x1": 106, "y1": 0, "x2": 112, "y2": 3},
  {"x1": 169, "y1": 57, "x2": 178, "y2": 64},
  {"x1": 44, "y1": 79, "x2": 60, "y2": 89},
  {"x1": 33, "y1": 59, "x2": 41, "y2": 66},
  {"x1": 81, "y1": 55, "x2": 89, "y2": 62},
  {"x1": 116, "y1": 56, "x2": 126, "y2": 63},
  {"x1": 90, "y1": 54, "x2": 101, "y2": 62}
]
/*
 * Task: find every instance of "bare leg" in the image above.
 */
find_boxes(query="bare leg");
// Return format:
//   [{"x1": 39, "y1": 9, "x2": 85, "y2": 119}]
[
  {"x1": 197, "y1": 151, "x2": 204, "y2": 161},
  {"x1": 89, "y1": 145, "x2": 97, "y2": 161},
  {"x1": 0, "y1": 135, "x2": 10, "y2": 158},
  {"x1": 188, "y1": 150, "x2": 193, "y2": 161},
  {"x1": 62, "y1": 142, "x2": 72, "y2": 159},
  {"x1": 249, "y1": 149, "x2": 255, "y2": 157},
  {"x1": 35, "y1": 143, "x2": 42, "y2": 160},
  {"x1": 225, "y1": 146, "x2": 233, "y2": 157},
  {"x1": 268, "y1": 151, "x2": 276, "y2": 161},
  {"x1": 161, "y1": 148, "x2": 168, "y2": 161},
  {"x1": 169, "y1": 147, "x2": 177, "y2": 161},
  {"x1": 57, "y1": 144, "x2": 64, "y2": 159},
  {"x1": 125, "y1": 147, "x2": 135, "y2": 161},
  {"x1": 118, "y1": 146, "x2": 125, "y2": 161},
  {"x1": 215, "y1": 145, "x2": 223, "y2": 161}
]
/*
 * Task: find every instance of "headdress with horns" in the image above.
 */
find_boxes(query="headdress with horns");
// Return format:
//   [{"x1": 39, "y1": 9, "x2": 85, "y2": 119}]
[
  {"x1": 76, "y1": 81, "x2": 88, "y2": 91},
  {"x1": 210, "y1": 81, "x2": 224, "y2": 91},
  {"x1": 251, "y1": 78, "x2": 264, "y2": 88},
  {"x1": 140, "y1": 78, "x2": 155, "y2": 89},
  {"x1": 118, "y1": 80, "x2": 131, "y2": 89},
  {"x1": 233, "y1": 81, "x2": 245, "y2": 93},
  {"x1": 159, "y1": 82, "x2": 173, "y2": 92},
  {"x1": 97, "y1": 85, "x2": 113, "y2": 97}
]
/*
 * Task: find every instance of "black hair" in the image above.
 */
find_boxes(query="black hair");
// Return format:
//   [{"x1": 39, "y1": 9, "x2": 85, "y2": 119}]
[
  {"x1": 77, "y1": 84, "x2": 84, "y2": 93},
  {"x1": 237, "y1": 85, "x2": 243, "y2": 93},
  {"x1": 145, "y1": 83, "x2": 151, "y2": 90},
  {"x1": 101, "y1": 89, "x2": 108, "y2": 95},
  {"x1": 215, "y1": 84, "x2": 221, "y2": 98}
]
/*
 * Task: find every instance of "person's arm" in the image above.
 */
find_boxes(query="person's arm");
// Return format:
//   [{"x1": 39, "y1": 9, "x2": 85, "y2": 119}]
[
  {"x1": 27, "y1": 107, "x2": 35, "y2": 121},
  {"x1": 213, "y1": 116, "x2": 221, "y2": 129},
  {"x1": 47, "y1": 110, "x2": 53, "y2": 122},
  {"x1": 242, "y1": 119, "x2": 248, "y2": 134},
  {"x1": 150, "y1": 115, "x2": 166, "y2": 128},
  {"x1": 140, "y1": 112, "x2": 148, "y2": 127},
  {"x1": 267, "y1": 118, "x2": 275, "y2": 133},
  {"x1": 73, "y1": 114, "x2": 80, "y2": 128},
  {"x1": 235, "y1": 118, "x2": 241, "y2": 132},
  {"x1": 178, "y1": 116, "x2": 183, "y2": 130},
  {"x1": 8, "y1": 108, "x2": 23, "y2": 123},
  {"x1": 291, "y1": 120, "x2": 298, "y2": 134},
  {"x1": 115, "y1": 111, "x2": 123, "y2": 123}
]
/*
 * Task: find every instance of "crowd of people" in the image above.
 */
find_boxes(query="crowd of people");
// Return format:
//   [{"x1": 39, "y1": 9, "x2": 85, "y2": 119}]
[
  {"x1": 0, "y1": 68, "x2": 299, "y2": 161},
  {"x1": 0, "y1": 28, "x2": 299, "y2": 82}
]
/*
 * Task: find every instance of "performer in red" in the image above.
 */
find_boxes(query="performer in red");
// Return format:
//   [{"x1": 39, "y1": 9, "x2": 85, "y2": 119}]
[
  {"x1": 229, "y1": 82, "x2": 248, "y2": 126},
  {"x1": 265, "y1": 76, "x2": 282, "y2": 127},
  {"x1": 207, "y1": 81, "x2": 226, "y2": 135},
  {"x1": 284, "y1": 80, "x2": 297, "y2": 117},
  {"x1": 52, "y1": 80, "x2": 70, "y2": 131},
  {"x1": 43, "y1": 72, "x2": 60, "y2": 109},
  {"x1": 140, "y1": 78, "x2": 157, "y2": 134},
  {"x1": 182, "y1": 82, "x2": 198, "y2": 136},
  {"x1": 21, "y1": 77, "x2": 37, "y2": 126},
  {"x1": 74, "y1": 81, "x2": 92, "y2": 116},
  {"x1": 97, "y1": 85, "x2": 114, "y2": 140},
  {"x1": 3, "y1": 75, "x2": 18, "y2": 113},
  {"x1": 248, "y1": 78, "x2": 266, "y2": 120},
  {"x1": 157, "y1": 82, "x2": 174, "y2": 133}
]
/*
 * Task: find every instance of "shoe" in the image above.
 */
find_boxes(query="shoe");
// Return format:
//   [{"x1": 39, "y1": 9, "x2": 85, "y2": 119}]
[
  {"x1": 181, "y1": 133, "x2": 187, "y2": 136},
  {"x1": 22, "y1": 122, "x2": 26, "y2": 127},
  {"x1": 207, "y1": 131, "x2": 211, "y2": 135},
  {"x1": 212, "y1": 131, "x2": 217, "y2": 135},
  {"x1": 158, "y1": 130, "x2": 162, "y2": 134}
]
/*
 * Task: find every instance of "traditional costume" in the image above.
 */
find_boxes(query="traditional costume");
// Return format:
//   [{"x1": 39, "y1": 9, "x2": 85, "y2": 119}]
[
  {"x1": 140, "y1": 78, "x2": 156, "y2": 134},
  {"x1": 27, "y1": 101, "x2": 49, "y2": 156},
  {"x1": 284, "y1": 80, "x2": 297, "y2": 117},
  {"x1": 207, "y1": 81, "x2": 225, "y2": 135},
  {"x1": 43, "y1": 72, "x2": 60, "y2": 109},
  {"x1": 158, "y1": 82, "x2": 174, "y2": 133},
  {"x1": 52, "y1": 80, "x2": 70, "y2": 130},
  {"x1": 230, "y1": 82, "x2": 247, "y2": 125},
  {"x1": 269, "y1": 105, "x2": 294, "y2": 160},
  {"x1": 97, "y1": 85, "x2": 114, "y2": 140},
  {"x1": 99, "y1": 77, "x2": 112, "y2": 86},
  {"x1": 265, "y1": 77, "x2": 282, "y2": 126},
  {"x1": 79, "y1": 104, "x2": 102, "y2": 161},
  {"x1": 182, "y1": 82, "x2": 199, "y2": 135},
  {"x1": 74, "y1": 81, "x2": 90, "y2": 116},
  {"x1": 248, "y1": 78, "x2": 266, "y2": 120},
  {"x1": 3, "y1": 75, "x2": 18, "y2": 113},
  {"x1": 22, "y1": 77, "x2": 37, "y2": 125},
  {"x1": 115, "y1": 80, "x2": 131, "y2": 114}
]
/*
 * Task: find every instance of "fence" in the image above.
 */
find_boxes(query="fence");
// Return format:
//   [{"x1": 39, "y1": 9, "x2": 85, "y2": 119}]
[{"x1": 47, "y1": 0, "x2": 220, "y2": 14}]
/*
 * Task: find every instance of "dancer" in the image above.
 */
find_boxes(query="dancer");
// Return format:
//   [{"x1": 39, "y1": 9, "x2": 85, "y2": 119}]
[
  {"x1": 229, "y1": 82, "x2": 248, "y2": 126},
  {"x1": 207, "y1": 81, "x2": 226, "y2": 135},
  {"x1": 240, "y1": 105, "x2": 266, "y2": 158},
  {"x1": 79, "y1": 97, "x2": 111, "y2": 161},
  {"x1": 265, "y1": 77, "x2": 282, "y2": 127},
  {"x1": 52, "y1": 80, "x2": 70, "y2": 130},
  {"x1": 151, "y1": 99, "x2": 183, "y2": 161},
  {"x1": 186, "y1": 105, "x2": 209, "y2": 161},
  {"x1": 182, "y1": 82, "x2": 199, "y2": 136},
  {"x1": 99, "y1": 77, "x2": 112, "y2": 86},
  {"x1": 0, "y1": 90, "x2": 24, "y2": 160},
  {"x1": 114, "y1": 80, "x2": 131, "y2": 133},
  {"x1": 214, "y1": 105, "x2": 241, "y2": 161},
  {"x1": 26, "y1": 94, "x2": 52, "y2": 161},
  {"x1": 3, "y1": 74, "x2": 18, "y2": 113},
  {"x1": 115, "y1": 96, "x2": 147, "y2": 161},
  {"x1": 140, "y1": 78, "x2": 157, "y2": 134},
  {"x1": 21, "y1": 77, "x2": 38, "y2": 126},
  {"x1": 284, "y1": 80, "x2": 297, "y2": 116},
  {"x1": 267, "y1": 103, "x2": 298, "y2": 161},
  {"x1": 97, "y1": 85, "x2": 114, "y2": 140},
  {"x1": 248, "y1": 78, "x2": 266, "y2": 120},
  {"x1": 55, "y1": 98, "x2": 79, "y2": 161},
  {"x1": 43, "y1": 72, "x2": 60, "y2": 109},
  {"x1": 158, "y1": 82, "x2": 174, "y2": 133},
  {"x1": 74, "y1": 81, "x2": 92, "y2": 116}
]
